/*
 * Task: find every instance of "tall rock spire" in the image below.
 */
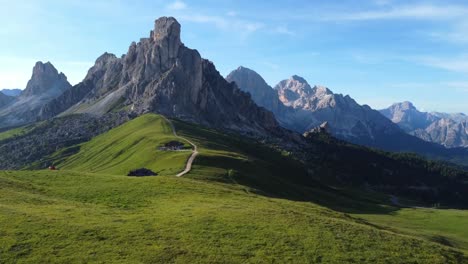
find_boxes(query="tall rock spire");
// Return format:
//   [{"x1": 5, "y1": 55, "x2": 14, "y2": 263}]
[{"x1": 151, "y1": 17, "x2": 182, "y2": 59}]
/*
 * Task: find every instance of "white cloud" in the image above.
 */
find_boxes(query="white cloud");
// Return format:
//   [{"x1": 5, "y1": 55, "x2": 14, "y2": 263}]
[
  {"x1": 167, "y1": 1, "x2": 187, "y2": 11},
  {"x1": 275, "y1": 26, "x2": 295, "y2": 36}
]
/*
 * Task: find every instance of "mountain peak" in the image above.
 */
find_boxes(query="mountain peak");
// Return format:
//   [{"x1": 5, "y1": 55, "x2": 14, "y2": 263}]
[
  {"x1": 392, "y1": 101, "x2": 416, "y2": 111},
  {"x1": 21, "y1": 61, "x2": 71, "y2": 97},
  {"x1": 40, "y1": 17, "x2": 280, "y2": 136},
  {"x1": 95, "y1": 52, "x2": 117, "y2": 65},
  {"x1": 313, "y1": 85, "x2": 332, "y2": 96},
  {"x1": 32, "y1": 61, "x2": 58, "y2": 77},
  {"x1": 235, "y1": 66, "x2": 255, "y2": 73},
  {"x1": 290, "y1": 75, "x2": 308, "y2": 84},
  {"x1": 150, "y1": 17, "x2": 182, "y2": 59}
]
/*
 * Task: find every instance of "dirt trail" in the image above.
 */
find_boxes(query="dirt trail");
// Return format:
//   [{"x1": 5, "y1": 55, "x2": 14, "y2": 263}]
[{"x1": 162, "y1": 116, "x2": 198, "y2": 177}]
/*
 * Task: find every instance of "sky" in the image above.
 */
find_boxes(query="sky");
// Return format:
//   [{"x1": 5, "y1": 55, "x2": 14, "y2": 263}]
[{"x1": 1, "y1": 0, "x2": 468, "y2": 113}]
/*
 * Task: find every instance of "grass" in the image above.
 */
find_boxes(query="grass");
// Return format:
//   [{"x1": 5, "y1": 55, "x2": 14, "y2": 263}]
[
  {"x1": 355, "y1": 208, "x2": 468, "y2": 254},
  {"x1": 0, "y1": 170, "x2": 466, "y2": 263},
  {"x1": 1, "y1": 114, "x2": 467, "y2": 263},
  {"x1": 58, "y1": 114, "x2": 191, "y2": 176},
  {"x1": 0, "y1": 125, "x2": 34, "y2": 141}
]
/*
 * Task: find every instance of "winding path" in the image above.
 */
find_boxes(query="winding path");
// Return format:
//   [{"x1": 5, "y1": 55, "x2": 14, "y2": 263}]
[{"x1": 162, "y1": 116, "x2": 198, "y2": 177}]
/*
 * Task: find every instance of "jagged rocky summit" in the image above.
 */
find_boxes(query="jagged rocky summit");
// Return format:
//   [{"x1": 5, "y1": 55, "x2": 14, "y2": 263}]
[
  {"x1": 381, "y1": 102, "x2": 468, "y2": 148},
  {"x1": 40, "y1": 17, "x2": 281, "y2": 137},
  {"x1": 0, "y1": 62, "x2": 71, "y2": 128},
  {"x1": 227, "y1": 67, "x2": 401, "y2": 145}
]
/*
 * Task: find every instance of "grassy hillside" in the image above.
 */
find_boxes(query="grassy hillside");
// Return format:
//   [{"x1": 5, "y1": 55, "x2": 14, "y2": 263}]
[
  {"x1": 1, "y1": 114, "x2": 468, "y2": 262},
  {"x1": 58, "y1": 114, "x2": 191, "y2": 176},
  {"x1": 1, "y1": 170, "x2": 466, "y2": 263},
  {"x1": 356, "y1": 208, "x2": 468, "y2": 254},
  {"x1": 0, "y1": 124, "x2": 34, "y2": 141}
]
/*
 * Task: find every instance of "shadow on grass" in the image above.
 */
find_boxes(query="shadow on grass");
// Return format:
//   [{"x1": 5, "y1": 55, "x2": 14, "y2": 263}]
[{"x1": 189, "y1": 154, "x2": 400, "y2": 215}]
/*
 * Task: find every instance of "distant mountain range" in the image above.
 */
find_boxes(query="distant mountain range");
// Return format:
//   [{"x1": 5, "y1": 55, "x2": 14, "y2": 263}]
[
  {"x1": 380, "y1": 102, "x2": 468, "y2": 148},
  {"x1": 0, "y1": 16, "x2": 467, "y2": 209},
  {"x1": 226, "y1": 66, "x2": 468, "y2": 165},
  {"x1": 0, "y1": 89, "x2": 22, "y2": 97},
  {"x1": 0, "y1": 18, "x2": 281, "y2": 136},
  {"x1": 0, "y1": 17, "x2": 467, "y2": 167},
  {"x1": 227, "y1": 67, "x2": 400, "y2": 142}
]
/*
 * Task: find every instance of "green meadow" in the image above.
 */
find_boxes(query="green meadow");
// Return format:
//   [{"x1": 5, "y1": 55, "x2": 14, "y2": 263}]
[{"x1": 1, "y1": 114, "x2": 467, "y2": 263}]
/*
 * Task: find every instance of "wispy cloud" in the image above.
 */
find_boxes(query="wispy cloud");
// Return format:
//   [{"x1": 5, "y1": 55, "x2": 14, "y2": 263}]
[
  {"x1": 322, "y1": 4, "x2": 468, "y2": 21},
  {"x1": 179, "y1": 14, "x2": 264, "y2": 35},
  {"x1": 429, "y1": 20, "x2": 468, "y2": 44},
  {"x1": 318, "y1": 3, "x2": 468, "y2": 46},
  {"x1": 227, "y1": 11, "x2": 237, "y2": 17},
  {"x1": 262, "y1": 62, "x2": 280, "y2": 70},
  {"x1": 167, "y1": 0, "x2": 187, "y2": 11},
  {"x1": 275, "y1": 26, "x2": 295, "y2": 36},
  {"x1": 416, "y1": 55, "x2": 468, "y2": 74},
  {"x1": 444, "y1": 81, "x2": 468, "y2": 92}
]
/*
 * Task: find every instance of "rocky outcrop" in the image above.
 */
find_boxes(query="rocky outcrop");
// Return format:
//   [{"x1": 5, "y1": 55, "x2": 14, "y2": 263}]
[
  {"x1": 0, "y1": 62, "x2": 71, "y2": 128},
  {"x1": 381, "y1": 102, "x2": 468, "y2": 148},
  {"x1": 39, "y1": 17, "x2": 281, "y2": 136}
]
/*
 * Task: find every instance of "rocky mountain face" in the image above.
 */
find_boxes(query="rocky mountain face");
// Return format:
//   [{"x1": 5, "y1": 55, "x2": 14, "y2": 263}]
[
  {"x1": 0, "y1": 89, "x2": 22, "y2": 97},
  {"x1": 381, "y1": 102, "x2": 468, "y2": 148},
  {"x1": 432, "y1": 112, "x2": 468, "y2": 123},
  {"x1": 226, "y1": 67, "x2": 284, "y2": 116},
  {"x1": 39, "y1": 17, "x2": 282, "y2": 137},
  {"x1": 228, "y1": 69, "x2": 402, "y2": 144},
  {"x1": 0, "y1": 92, "x2": 14, "y2": 108},
  {"x1": 0, "y1": 62, "x2": 71, "y2": 128},
  {"x1": 225, "y1": 67, "x2": 307, "y2": 129},
  {"x1": 274, "y1": 75, "x2": 402, "y2": 141},
  {"x1": 226, "y1": 67, "x2": 468, "y2": 164},
  {"x1": 379, "y1": 101, "x2": 437, "y2": 132}
]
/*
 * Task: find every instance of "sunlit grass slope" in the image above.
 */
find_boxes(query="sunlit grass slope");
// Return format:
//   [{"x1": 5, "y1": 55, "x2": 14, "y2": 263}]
[
  {"x1": 1, "y1": 114, "x2": 467, "y2": 262},
  {"x1": 0, "y1": 170, "x2": 466, "y2": 263},
  {"x1": 355, "y1": 208, "x2": 468, "y2": 254},
  {"x1": 58, "y1": 114, "x2": 191, "y2": 176}
]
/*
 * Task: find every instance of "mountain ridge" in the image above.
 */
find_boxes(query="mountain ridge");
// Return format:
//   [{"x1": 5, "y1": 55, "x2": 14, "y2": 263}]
[
  {"x1": 381, "y1": 102, "x2": 468, "y2": 148},
  {"x1": 226, "y1": 66, "x2": 468, "y2": 166},
  {"x1": 0, "y1": 89, "x2": 22, "y2": 97},
  {"x1": 39, "y1": 17, "x2": 284, "y2": 138}
]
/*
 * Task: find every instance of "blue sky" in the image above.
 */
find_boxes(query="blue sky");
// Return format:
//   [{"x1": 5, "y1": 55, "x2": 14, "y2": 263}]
[{"x1": 1, "y1": 0, "x2": 468, "y2": 113}]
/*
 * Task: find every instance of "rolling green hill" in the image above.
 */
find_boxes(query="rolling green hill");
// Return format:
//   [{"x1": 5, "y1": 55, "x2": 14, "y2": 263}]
[
  {"x1": 58, "y1": 114, "x2": 191, "y2": 176},
  {"x1": 1, "y1": 170, "x2": 467, "y2": 263},
  {"x1": 1, "y1": 114, "x2": 468, "y2": 263}
]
